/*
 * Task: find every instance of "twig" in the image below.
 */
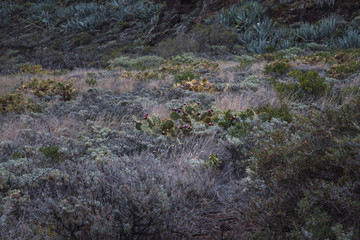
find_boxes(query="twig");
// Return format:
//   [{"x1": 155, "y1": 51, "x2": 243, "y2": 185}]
[{"x1": 21, "y1": 18, "x2": 46, "y2": 31}]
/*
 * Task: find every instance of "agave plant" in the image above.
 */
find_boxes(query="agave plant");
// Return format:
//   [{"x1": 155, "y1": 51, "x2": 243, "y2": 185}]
[
  {"x1": 61, "y1": 2, "x2": 107, "y2": 30},
  {"x1": 314, "y1": 0, "x2": 336, "y2": 8},
  {"x1": 0, "y1": 2, "x2": 18, "y2": 26},
  {"x1": 337, "y1": 27, "x2": 360, "y2": 48}
]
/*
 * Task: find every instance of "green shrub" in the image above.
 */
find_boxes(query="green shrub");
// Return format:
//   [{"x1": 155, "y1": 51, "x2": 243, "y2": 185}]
[
  {"x1": 21, "y1": 78, "x2": 75, "y2": 101},
  {"x1": 108, "y1": 55, "x2": 164, "y2": 70},
  {"x1": 174, "y1": 70, "x2": 199, "y2": 83},
  {"x1": 255, "y1": 104, "x2": 293, "y2": 123},
  {"x1": 248, "y1": 95, "x2": 360, "y2": 239},
  {"x1": 264, "y1": 60, "x2": 291, "y2": 75},
  {"x1": 72, "y1": 32, "x2": 92, "y2": 46},
  {"x1": 206, "y1": 154, "x2": 220, "y2": 168},
  {"x1": 274, "y1": 70, "x2": 330, "y2": 99},
  {"x1": 85, "y1": 72, "x2": 97, "y2": 87},
  {"x1": 154, "y1": 34, "x2": 200, "y2": 58},
  {"x1": 0, "y1": 93, "x2": 38, "y2": 113},
  {"x1": 133, "y1": 103, "x2": 221, "y2": 137},
  {"x1": 235, "y1": 55, "x2": 255, "y2": 70},
  {"x1": 39, "y1": 145, "x2": 63, "y2": 163},
  {"x1": 328, "y1": 61, "x2": 360, "y2": 79},
  {"x1": 170, "y1": 53, "x2": 201, "y2": 65},
  {"x1": 19, "y1": 64, "x2": 47, "y2": 75}
]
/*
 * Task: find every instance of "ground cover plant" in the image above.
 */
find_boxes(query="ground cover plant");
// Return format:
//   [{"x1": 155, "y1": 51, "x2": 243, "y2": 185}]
[{"x1": 1, "y1": 0, "x2": 360, "y2": 239}]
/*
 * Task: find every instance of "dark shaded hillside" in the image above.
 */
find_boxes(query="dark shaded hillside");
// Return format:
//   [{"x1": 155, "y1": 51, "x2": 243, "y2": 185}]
[{"x1": 1, "y1": 0, "x2": 359, "y2": 74}]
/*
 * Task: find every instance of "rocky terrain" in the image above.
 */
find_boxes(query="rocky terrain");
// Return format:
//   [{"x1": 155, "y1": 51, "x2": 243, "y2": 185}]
[{"x1": 1, "y1": 0, "x2": 360, "y2": 239}]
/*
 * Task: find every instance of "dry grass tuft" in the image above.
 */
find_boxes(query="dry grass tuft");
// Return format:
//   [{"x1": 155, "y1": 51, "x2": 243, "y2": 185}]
[{"x1": 216, "y1": 86, "x2": 279, "y2": 112}]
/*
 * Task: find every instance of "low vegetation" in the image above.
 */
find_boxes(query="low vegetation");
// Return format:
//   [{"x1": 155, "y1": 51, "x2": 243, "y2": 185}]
[{"x1": 1, "y1": 0, "x2": 360, "y2": 239}]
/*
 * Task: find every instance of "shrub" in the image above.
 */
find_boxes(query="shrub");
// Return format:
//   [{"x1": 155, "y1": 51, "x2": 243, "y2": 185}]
[
  {"x1": 154, "y1": 34, "x2": 200, "y2": 58},
  {"x1": 238, "y1": 75, "x2": 261, "y2": 91},
  {"x1": 274, "y1": 70, "x2": 330, "y2": 99},
  {"x1": 71, "y1": 32, "x2": 92, "y2": 46},
  {"x1": 108, "y1": 55, "x2": 164, "y2": 70},
  {"x1": 328, "y1": 61, "x2": 360, "y2": 79},
  {"x1": 134, "y1": 70, "x2": 160, "y2": 81},
  {"x1": 190, "y1": 24, "x2": 238, "y2": 50},
  {"x1": 133, "y1": 103, "x2": 218, "y2": 137},
  {"x1": 255, "y1": 104, "x2": 293, "y2": 123},
  {"x1": 235, "y1": 55, "x2": 255, "y2": 70},
  {"x1": 170, "y1": 53, "x2": 201, "y2": 65},
  {"x1": 85, "y1": 72, "x2": 97, "y2": 87},
  {"x1": 39, "y1": 145, "x2": 63, "y2": 164},
  {"x1": 19, "y1": 64, "x2": 47, "y2": 75},
  {"x1": 174, "y1": 70, "x2": 199, "y2": 83},
  {"x1": 0, "y1": 93, "x2": 38, "y2": 113},
  {"x1": 176, "y1": 78, "x2": 217, "y2": 93},
  {"x1": 264, "y1": 60, "x2": 291, "y2": 75},
  {"x1": 248, "y1": 95, "x2": 360, "y2": 239},
  {"x1": 21, "y1": 78, "x2": 75, "y2": 101}
]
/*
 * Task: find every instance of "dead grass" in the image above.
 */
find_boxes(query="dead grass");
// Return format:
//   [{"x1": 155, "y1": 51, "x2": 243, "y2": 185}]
[
  {"x1": 0, "y1": 69, "x2": 138, "y2": 96},
  {"x1": 0, "y1": 118, "x2": 28, "y2": 141},
  {"x1": 216, "y1": 86, "x2": 279, "y2": 112},
  {"x1": 218, "y1": 61, "x2": 238, "y2": 84},
  {"x1": 141, "y1": 101, "x2": 169, "y2": 120},
  {"x1": 0, "y1": 74, "x2": 23, "y2": 94},
  {"x1": 248, "y1": 61, "x2": 267, "y2": 79}
]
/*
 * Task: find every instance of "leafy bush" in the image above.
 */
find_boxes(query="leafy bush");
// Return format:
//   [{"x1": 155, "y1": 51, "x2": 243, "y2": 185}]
[
  {"x1": 255, "y1": 104, "x2": 293, "y2": 123},
  {"x1": 248, "y1": 96, "x2": 360, "y2": 239},
  {"x1": 108, "y1": 55, "x2": 164, "y2": 70},
  {"x1": 264, "y1": 60, "x2": 291, "y2": 75},
  {"x1": 174, "y1": 70, "x2": 199, "y2": 83},
  {"x1": 274, "y1": 70, "x2": 330, "y2": 99},
  {"x1": 328, "y1": 61, "x2": 360, "y2": 79},
  {"x1": 0, "y1": 93, "x2": 38, "y2": 113},
  {"x1": 19, "y1": 64, "x2": 48, "y2": 75},
  {"x1": 170, "y1": 53, "x2": 201, "y2": 65},
  {"x1": 39, "y1": 145, "x2": 63, "y2": 164},
  {"x1": 154, "y1": 34, "x2": 200, "y2": 58},
  {"x1": 85, "y1": 72, "x2": 97, "y2": 87},
  {"x1": 133, "y1": 103, "x2": 218, "y2": 137},
  {"x1": 238, "y1": 75, "x2": 261, "y2": 91},
  {"x1": 176, "y1": 78, "x2": 216, "y2": 93},
  {"x1": 21, "y1": 78, "x2": 75, "y2": 101},
  {"x1": 134, "y1": 70, "x2": 160, "y2": 81}
]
